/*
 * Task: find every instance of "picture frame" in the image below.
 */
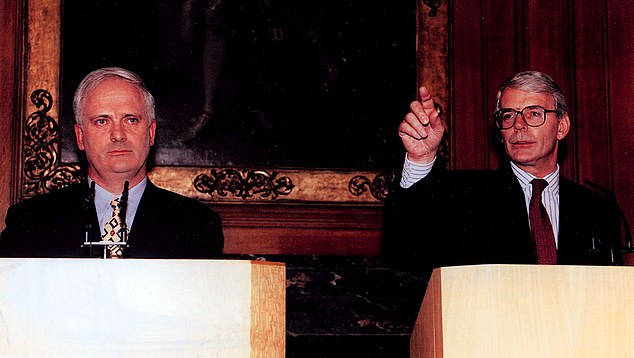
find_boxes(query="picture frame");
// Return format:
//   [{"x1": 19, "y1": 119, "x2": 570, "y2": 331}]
[{"x1": 17, "y1": 0, "x2": 441, "y2": 255}]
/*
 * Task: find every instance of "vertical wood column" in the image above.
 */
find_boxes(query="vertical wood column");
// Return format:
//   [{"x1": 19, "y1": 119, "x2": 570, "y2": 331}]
[
  {"x1": 607, "y1": 0, "x2": 634, "y2": 245},
  {"x1": 0, "y1": 0, "x2": 21, "y2": 230}
]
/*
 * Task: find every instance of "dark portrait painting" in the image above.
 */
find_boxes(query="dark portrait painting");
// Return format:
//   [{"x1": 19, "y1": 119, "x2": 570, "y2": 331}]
[{"x1": 60, "y1": 1, "x2": 416, "y2": 170}]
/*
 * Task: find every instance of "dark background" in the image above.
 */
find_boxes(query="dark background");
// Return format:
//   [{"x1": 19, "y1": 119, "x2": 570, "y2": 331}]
[{"x1": 61, "y1": 0, "x2": 416, "y2": 170}]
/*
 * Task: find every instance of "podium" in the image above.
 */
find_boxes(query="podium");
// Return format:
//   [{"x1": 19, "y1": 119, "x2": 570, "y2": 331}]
[
  {"x1": 0, "y1": 258, "x2": 285, "y2": 357},
  {"x1": 410, "y1": 264, "x2": 634, "y2": 357}
]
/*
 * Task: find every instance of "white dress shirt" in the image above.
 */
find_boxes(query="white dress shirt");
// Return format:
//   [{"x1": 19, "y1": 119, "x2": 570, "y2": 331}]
[{"x1": 91, "y1": 177, "x2": 147, "y2": 233}]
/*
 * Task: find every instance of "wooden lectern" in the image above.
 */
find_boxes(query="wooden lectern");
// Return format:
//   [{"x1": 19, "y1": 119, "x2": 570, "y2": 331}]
[
  {"x1": 410, "y1": 264, "x2": 634, "y2": 358},
  {"x1": 0, "y1": 258, "x2": 285, "y2": 357}
]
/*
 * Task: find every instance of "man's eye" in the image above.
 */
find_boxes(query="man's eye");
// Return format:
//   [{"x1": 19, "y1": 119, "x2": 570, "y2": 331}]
[
  {"x1": 127, "y1": 117, "x2": 139, "y2": 124},
  {"x1": 95, "y1": 118, "x2": 107, "y2": 125},
  {"x1": 502, "y1": 113, "x2": 514, "y2": 120}
]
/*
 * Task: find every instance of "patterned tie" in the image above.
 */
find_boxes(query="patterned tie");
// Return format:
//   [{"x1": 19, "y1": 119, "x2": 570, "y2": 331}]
[
  {"x1": 529, "y1": 179, "x2": 557, "y2": 264},
  {"x1": 101, "y1": 197, "x2": 126, "y2": 259}
]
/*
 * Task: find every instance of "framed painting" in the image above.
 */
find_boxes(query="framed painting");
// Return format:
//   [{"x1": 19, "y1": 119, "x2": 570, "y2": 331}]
[{"x1": 17, "y1": 0, "x2": 445, "y2": 254}]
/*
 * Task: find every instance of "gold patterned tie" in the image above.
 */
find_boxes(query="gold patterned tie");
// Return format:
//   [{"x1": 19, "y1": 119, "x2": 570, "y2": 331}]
[{"x1": 101, "y1": 198, "x2": 126, "y2": 259}]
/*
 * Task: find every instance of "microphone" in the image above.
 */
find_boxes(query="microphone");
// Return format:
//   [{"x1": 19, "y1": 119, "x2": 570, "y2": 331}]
[
  {"x1": 119, "y1": 181, "x2": 130, "y2": 243},
  {"x1": 584, "y1": 180, "x2": 632, "y2": 254},
  {"x1": 83, "y1": 181, "x2": 96, "y2": 244},
  {"x1": 81, "y1": 181, "x2": 130, "y2": 258},
  {"x1": 81, "y1": 181, "x2": 97, "y2": 257}
]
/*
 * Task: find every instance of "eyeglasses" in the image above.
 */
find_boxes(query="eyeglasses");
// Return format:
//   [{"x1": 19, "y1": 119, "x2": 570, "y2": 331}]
[{"x1": 494, "y1": 105, "x2": 558, "y2": 129}]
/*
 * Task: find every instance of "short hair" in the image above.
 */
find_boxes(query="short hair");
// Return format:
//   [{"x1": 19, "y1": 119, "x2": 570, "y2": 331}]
[
  {"x1": 494, "y1": 71, "x2": 568, "y2": 118},
  {"x1": 73, "y1": 67, "x2": 155, "y2": 126}
]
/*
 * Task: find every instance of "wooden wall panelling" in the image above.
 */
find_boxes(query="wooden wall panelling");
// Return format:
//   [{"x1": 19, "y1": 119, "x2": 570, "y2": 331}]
[
  {"x1": 523, "y1": 0, "x2": 573, "y2": 89},
  {"x1": 606, "y1": 0, "x2": 634, "y2": 244},
  {"x1": 6, "y1": 0, "x2": 632, "y2": 252},
  {"x1": 572, "y1": 1, "x2": 612, "y2": 187},
  {"x1": 449, "y1": 0, "x2": 489, "y2": 170},
  {"x1": 483, "y1": 0, "x2": 521, "y2": 170},
  {"x1": 416, "y1": 0, "x2": 449, "y2": 145},
  {"x1": 0, "y1": 0, "x2": 21, "y2": 231},
  {"x1": 524, "y1": 0, "x2": 577, "y2": 180},
  {"x1": 524, "y1": 0, "x2": 572, "y2": 76},
  {"x1": 214, "y1": 203, "x2": 382, "y2": 255},
  {"x1": 148, "y1": 167, "x2": 386, "y2": 255}
]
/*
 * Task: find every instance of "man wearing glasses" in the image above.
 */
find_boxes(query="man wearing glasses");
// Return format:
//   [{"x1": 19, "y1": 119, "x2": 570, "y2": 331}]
[{"x1": 383, "y1": 71, "x2": 623, "y2": 276}]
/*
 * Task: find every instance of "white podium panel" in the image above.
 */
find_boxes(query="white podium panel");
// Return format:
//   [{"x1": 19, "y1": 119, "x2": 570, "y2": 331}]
[{"x1": 0, "y1": 258, "x2": 285, "y2": 357}]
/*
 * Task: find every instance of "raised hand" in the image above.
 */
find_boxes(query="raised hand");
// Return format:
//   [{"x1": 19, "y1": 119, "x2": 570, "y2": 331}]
[{"x1": 398, "y1": 86, "x2": 445, "y2": 164}]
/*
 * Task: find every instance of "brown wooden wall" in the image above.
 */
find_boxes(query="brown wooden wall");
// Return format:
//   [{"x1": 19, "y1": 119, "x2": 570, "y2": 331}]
[
  {"x1": 0, "y1": 0, "x2": 20, "y2": 223},
  {"x1": 2, "y1": 0, "x2": 633, "y2": 252},
  {"x1": 607, "y1": 1, "x2": 634, "y2": 248},
  {"x1": 419, "y1": 0, "x2": 634, "y2": 245}
]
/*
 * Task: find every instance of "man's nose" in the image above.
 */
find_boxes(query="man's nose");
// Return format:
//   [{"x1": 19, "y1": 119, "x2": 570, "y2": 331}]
[
  {"x1": 110, "y1": 122, "x2": 127, "y2": 141},
  {"x1": 513, "y1": 113, "x2": 528, "y2": 130}
]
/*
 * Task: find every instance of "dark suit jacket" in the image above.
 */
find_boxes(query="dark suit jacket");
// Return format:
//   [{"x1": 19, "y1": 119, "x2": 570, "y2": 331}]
[
  {"x1": 0, "y1": 180, "x2": 224, "y2": 259},
  {"x1": 383, "y1": 160, "x2": 623, "y2": 276}
]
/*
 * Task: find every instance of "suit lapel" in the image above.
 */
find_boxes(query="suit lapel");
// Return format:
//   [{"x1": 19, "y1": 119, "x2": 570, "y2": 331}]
[
  {"x1": 499, "y1": 169, "x2": 531, "y2": 234},
  {"x1": 495, "y1": 169, "x2": 536, "y2": 262},
  {"x1": 126, "y1": 180, "x2": 159, "y2": 246},
  {"x1": 66, "y1": 181, "x2": 101, "y2": 257},
  {"x1": 557, "y1": 178, "x2": 575, "y2": 251}
]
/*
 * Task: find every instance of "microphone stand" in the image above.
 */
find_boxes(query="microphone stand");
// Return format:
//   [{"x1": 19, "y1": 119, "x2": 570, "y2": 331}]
[
  {"x1": 82, "y1": 181, "x2": 96, "y2": 255},
  {"x1": 119, "y1": 181, "x2": 129, "y2": 245},
  {"x1": 584, "y1": 180, "x2": 633, "y2": 264},
  {"x1": 82, "y1": 181, "x2": 130, "y2": 258}
]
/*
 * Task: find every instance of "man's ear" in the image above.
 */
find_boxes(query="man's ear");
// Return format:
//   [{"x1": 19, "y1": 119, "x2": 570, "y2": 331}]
[
  {"x1": 74, "y1": 124, "x2": 85, "y2": 150},
  {"x1": 149, "y1": 120, "x2": 157, "y2": 146},
  {"x1": 557, "y1": 114, "x2": 570, "y2": 140}
]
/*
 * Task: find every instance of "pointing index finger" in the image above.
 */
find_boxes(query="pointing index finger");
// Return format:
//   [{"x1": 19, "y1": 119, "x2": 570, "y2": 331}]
[{"x1": 418, "y1": 86, "x2": 439, "y2": 126}]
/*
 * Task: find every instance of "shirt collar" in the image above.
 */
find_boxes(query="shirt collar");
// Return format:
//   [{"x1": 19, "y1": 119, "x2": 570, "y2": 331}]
[
  {"x1": 89, "y1": 177, "x2": 147, "y2": 209},
  {"x1": 510, "y1": 162, "x2": 560, "y2": 193}
]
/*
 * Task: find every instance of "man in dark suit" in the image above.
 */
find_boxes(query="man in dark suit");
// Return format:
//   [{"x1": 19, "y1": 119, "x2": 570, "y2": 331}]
[
  {"x1": 383, "y1": 71, "x2": 622, "y2": 276},
  {"x1": 0, "y1": 67, "x2": 223, "y2": 258}
]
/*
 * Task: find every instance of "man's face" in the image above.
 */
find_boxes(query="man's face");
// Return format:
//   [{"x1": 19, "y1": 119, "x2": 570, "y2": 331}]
[
  {"x1": 499, "y1": 87, "x2": 570, "y2": 177},
  {"x1": 74, "y1": 78, "x2": 156, "y2": 187}
]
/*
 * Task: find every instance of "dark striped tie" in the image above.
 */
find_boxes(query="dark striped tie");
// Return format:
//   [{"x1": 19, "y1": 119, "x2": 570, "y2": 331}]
[{"x1": 529, "y1": 179, "x2": 557, "y2": 264}]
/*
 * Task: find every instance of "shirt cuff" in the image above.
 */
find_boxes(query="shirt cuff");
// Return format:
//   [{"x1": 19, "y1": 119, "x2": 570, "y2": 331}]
[{"x1": 400, "y1": 154, "x2": 436, "y2": 188}]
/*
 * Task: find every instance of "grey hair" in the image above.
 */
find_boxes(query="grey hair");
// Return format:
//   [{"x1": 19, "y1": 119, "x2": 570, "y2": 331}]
[
  {"x1": 494, "y1": 71, "x2": 568, "y2": 118},
  {"x1": 73, "y1": 67, "x2": 155, "y2": 126}
]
